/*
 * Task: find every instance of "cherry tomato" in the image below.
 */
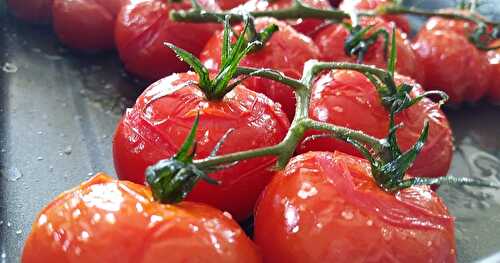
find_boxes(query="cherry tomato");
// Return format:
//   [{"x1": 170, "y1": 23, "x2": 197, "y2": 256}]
[
  {"x1": 7, "y1": 0, "x2": 52, "y2": 23},
  {"x1": 217, "y1": 0, "x2": 247, "y2": 10},
  {"x1": 22, "y1": 173, "x2": 262, "y2": 263},
  {"x1": 487, "y1": 40, "x2": 500, "y2": 103},
  {"x1": 113, "y1": 72, "x2": 290, "y2": 221},
  {"x1": 200, "y1": 18, "x2": 321, "y2": 120},
  {"x1": 115, "y1": 0, "x2": 221, "y2": 81},
  {"x1": 254, "y1": 151, "x2": 457, "y2": 263},
  {"x1": 235, "y1": 0, "x2": 332, "y2": 36},
  {"x1": 314, "y1": 17, "x2": 423, "y2": 83},
  {"x1": 339, "y1": 0, "x2": 411, "y2": 33},
  {"x1": 413, "y1": 25, "x2": 490, "y2": 104},
  {"x1": 52, "y1": 0, "x2": 129, "y2": 52},
  {"x1": 298, "y1": 70, "x2": 453, "y2": 179}
]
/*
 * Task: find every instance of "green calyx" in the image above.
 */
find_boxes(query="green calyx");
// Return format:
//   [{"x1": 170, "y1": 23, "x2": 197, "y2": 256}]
[
  {"x1": 344, "y1": 23, "x2": 390, "y2": 63},
  {"x1": 165, "y1": 15, "x2": 278, "y2": 101}
]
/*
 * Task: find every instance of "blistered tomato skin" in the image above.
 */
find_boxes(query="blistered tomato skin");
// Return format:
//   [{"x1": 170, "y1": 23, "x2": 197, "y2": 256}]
[
  {"x1": 314, "y1": 17, "x2": 423, "y2": 83},
  {"x1": 52, "y1": 0, "x2": 128, "y2": 52},
  {"x1": 298, "y1": 70, "x2": 453, "y2": 179},
  {"x1": 255, "y1": 151, "x2": 457, "y2": 263},
  {"x1": 7, "y1": 0, "x2": 53, "y2": 23},
  {"x1": 113, "y1": 72, "x2": 290, "y2": 221},
  {"x1": 22, "y1": 173, "x2": 262, "y2": 263},
  {"x1": 115, "y1": 0, "x2": 221, "y2": 81},
  {"x1": 200, "y1": 18, "x2": 321, "y2": 121}
]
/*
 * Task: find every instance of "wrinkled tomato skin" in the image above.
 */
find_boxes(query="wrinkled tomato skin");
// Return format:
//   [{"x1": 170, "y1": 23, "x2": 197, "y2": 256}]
[
  {"x1": 340, "y1": 0, "x2": 410, "y2": 33},
  {"x1": 52, "y1": 0, "x2": 129, "y2": 52},
  {"x1": 115, "y1": 0, "x2": 221, "y2": 81},
  {"x1": 314, "y1": 17, "x2": 423, "y2": 83},
  {"x1": 298, "y1": 70, "x2": 453, "y2": 179},
  {"x1": 234, "y1": 0, "x2": 332, "y2": 36},
  {"x1": 22, "y1": 173, "x2": 262, "y2": 263},
  {"x1": 254, "y1": 151, "x2": 457, "y2": 263},
  {"x1": 7, "y1": 0, "x2": 53, "y2": 23},
  {"x1": 200, "y1": 18, "x2": 321, "y2": 121},
  {"x1": 487, "y1": 40, "x2": 500, "y2": 103},
  {"x1": 113, "y1": 72, "x2": 290, "y2": 221},
  {"x1": 413, "y1": 20, "x2": 490, "y2": 104}
]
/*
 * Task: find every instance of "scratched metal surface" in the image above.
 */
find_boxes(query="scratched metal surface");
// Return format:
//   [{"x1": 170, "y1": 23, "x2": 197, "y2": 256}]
[{"x1": 1, "y1": 0, "x2": 500, "y2": 262}]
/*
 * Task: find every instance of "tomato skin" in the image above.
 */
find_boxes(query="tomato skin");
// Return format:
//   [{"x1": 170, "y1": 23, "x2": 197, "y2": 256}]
[
  {"x1": 217, "y1": 0, "x2": 247, "y2": 9},
  {"x1": 313, "y1": 17, "x2": 423, "y2": 83},
  {"x1": 487, "y1": 40, "x2": 500, "y2": 103},
  {"x1": 413, "y1": 19, "x2": 490, "y2": 104},
  {"x1": 254, "y1": 151, "x2": 457, "y2": 263},
  {"x1": 298, "y1": 70, "x2": 453, "y2": 179},
  {"x1": 115, "y1": 0, "x2": 221, "y2": 81},
  {"x1": 200, "y1": 18, "x2": 321, "y2": 121},
  {"x1": 113, "y1": 72, "x2": 290, "y2": 220},
  {"x1": 7, "y1": 0, "x2": 53, "y2": 23},
  {"x1": 339, "y1": 0, "x2": 410, "y2": 33},
  {"x1": 52, "y1": 0, "x2": 128, "y2": 52},
  {"x1": 22, "y1": 173, "x2": 262, "y2": 263}
]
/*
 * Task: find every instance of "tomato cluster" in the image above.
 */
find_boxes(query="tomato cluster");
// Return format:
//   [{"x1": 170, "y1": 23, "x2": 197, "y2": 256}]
[{"x1": 12, "y1": 0, "x2": 500, "y2": 262}]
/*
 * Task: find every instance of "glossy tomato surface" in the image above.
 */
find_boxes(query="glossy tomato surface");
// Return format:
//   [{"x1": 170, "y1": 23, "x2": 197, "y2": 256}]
[
  {"x1": 7, "y1": 0, "x2": 53, "y2": 23},
  {"x1": 115, "y1": 0, "x2": 221, "y2": 81},
  {"x1": 113, "y1": 72, "x2": 290, "y2": 220},
  {"x1": 254, "y1": 151, "x2": 457, "y2": 263},
  {"x1": 487, "y1": 40, "x2": 500, "y2": 103},
  {"x1": 298, "y1": 70, "x2": 453, "y2": 179},
  {"x1": 314, "y1": 17, "x2": 423, "y2": 83},
  {"x1": 200, "y1": 18, "x2": 321, "y2": 121},
  {"x1": 217, "y1": 0, "x2": 247, "y2": 9},
  {"x1": 52, "y1": 0, "x2": 129, "y2": 52},
  {"x1": 413, "y1": 19, "x2": 490, "y2": 104},
  {"x1": 22, "y1": 173, "x2": 262, "y2": 263},
  {"x1": 234, "y1": 0, "x2": 332, "y2": 36}
]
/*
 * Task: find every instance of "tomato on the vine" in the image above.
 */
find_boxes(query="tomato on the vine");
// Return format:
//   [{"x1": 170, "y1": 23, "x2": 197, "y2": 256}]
[
  {"x1": 200, "y1": 18, "x2": 321, "y2": 120},
  {"x1": 22, "y1": 173, "x2": 262, "y2": 263},
  {"x1": 255, "y1": 151, "x2": 457, "y2": 263},
  {"x1": 115, "y1": 0, "x2": 221, "y2": 80},
  {"x1": 52, "y1": 0, "x2": 129, "y2": 52},
  {"x1": 314, "y1": 17, "x2": 423, "y2": 83},
  {"x1": 298, "y1": 70, "x2": 453, "y2": 179},
  {"x1": 113, "y1": 72, "x2": 290, "y2": 221},
  {"x1": 7, "y1": 0, "x2": 52, "y2": 23}
]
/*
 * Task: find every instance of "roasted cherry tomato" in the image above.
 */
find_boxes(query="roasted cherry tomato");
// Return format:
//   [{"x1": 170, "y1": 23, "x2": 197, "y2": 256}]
[
  {"x1": 22, "y1": 173, "x2": 262, "y2": 263},
  {"x1": 200, "y1": 18, "x2": 321, "y2": 120},
  {"x1": 113, "y1": 72, "x2": 290, "y2": 220},
  {"x1": 115, "y1": 0, "x2": 221, "y2": 81},
  {"x1": 413, "y1": 18, "x2": 490, "y2": 104},
  {"x1": 217, "y1": 0, "x2": 247, "y2": 9},
  {"x1": 487, "y1": 40, "x2": 500, "y2": 103},
  {"x1": 255, "y1": 151, "x2": 457, "y2": 263},
  {"x1": 52, "y1": 0, "x2": 129, "y2": 52},
  {"x1": 7, "y1": 0, "x2": 52, "y2": 23},
  {"x1": 314, "y1": 17, "x2": 423, "y2": 83},
  {"x1": 298, "y1": 70, "x2": 453, "y2": 179},
  {"x1": 339, "y1": 0, "x2": 410, "y2": 33},
  {"x1": 235, "y1": 0, "x2": 332, "y2": 36}
]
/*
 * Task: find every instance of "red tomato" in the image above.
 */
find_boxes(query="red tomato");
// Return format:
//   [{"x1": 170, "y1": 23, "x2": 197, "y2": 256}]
[
  {"x1": 113, "y1": 72, "x2": 290, "y2": 220},
  {"x1": 235, "y1": 0, "x2": 332, "y2": 36},
  {"x1": 413, "y1": 25, "x2": 490, "y2": 104},
  {"x1": 314, "y1": 17, "x2": 423, "y2": 83},
  {"x1": 339, "y1": 0, "x2": 411, "y2": 33},
  {"x1": 52, "y1": 0, "x2": 129, "y2": 52},
  {"x1": 200, "y1": 18, "x2": 321, "y2": 121},
  {"x1": 487, "y1": 40, "x2": 500, "y2": 103},
  {"x1": 115, "y1": 0, "x2": 221, "y2": 81},
  {"x1": 255, "y1": 151, "x2": 457, "y2": 263},
  {"x1": 298, "y1": 70, "x2": 453, "y2": 179},
  {"x1": 217, "y1": 0, "x2": 247, "y2": 9},
  {"x1": 7, "y1": 0, "x2": 52, "y2": 23},
  {"x1": 22, "y1": 173, "x2": 262, "y2": 263}
]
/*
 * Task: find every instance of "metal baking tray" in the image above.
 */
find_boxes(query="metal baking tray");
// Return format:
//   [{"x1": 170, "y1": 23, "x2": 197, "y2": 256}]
[{"x1": 1, "y1": 0, "x2": 500, "y2": 262}]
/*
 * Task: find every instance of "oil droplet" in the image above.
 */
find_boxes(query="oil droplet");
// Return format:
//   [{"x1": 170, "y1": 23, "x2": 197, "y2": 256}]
[
  {"x1": 63, "y1": 146, "x2": 73, "y2": 155},
  {"x1": 341, "y1": 210, "x2": 354, "y2": 220},
  {"x1": 6, "y1": 222, "x2": 11, "y2": 227},
  {"x1": 2, "y1": 62, "x2": 18, "y2": 73},
  {"x1": 37, "y1": 156, "x2": 44, "y2": 161},
  {"x1": 15, "y1": 229, "x2": 22, "y2": 235}
]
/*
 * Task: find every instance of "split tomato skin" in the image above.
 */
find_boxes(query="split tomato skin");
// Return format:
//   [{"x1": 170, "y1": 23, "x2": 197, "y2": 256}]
[
  {"x1": 254, "y1": 151, "x2": 457, "y2": 263},
  {"x1": 115, "y1": 0, "x2": 221, "y2": 81},
  {"x1": 52, "y1": 0, "x2": 129, "y2": 52},
  {"x1": 22, "y1": 173, "x2": 262, "y2": 263},
  {"x1": 113, "y1": 72, "x2": 290, "y2": 221},
  {"x1": 7, "y1": 0, "x2": 53, "y2": 23},
  {"x1": 298, "y1": 70, "x2": 453, "y2": 179},
  {"x1": 314, "y1": 17, "x2": 424, "y2": 83},
  {"x1": 200, "y1": 18, "x2": 321, "y2": 120}
]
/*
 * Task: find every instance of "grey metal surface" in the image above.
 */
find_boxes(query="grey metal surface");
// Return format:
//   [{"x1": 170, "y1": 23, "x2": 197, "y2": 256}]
[{"x1": 1, "y1": 1, "x2": 500, "y2": 262}]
